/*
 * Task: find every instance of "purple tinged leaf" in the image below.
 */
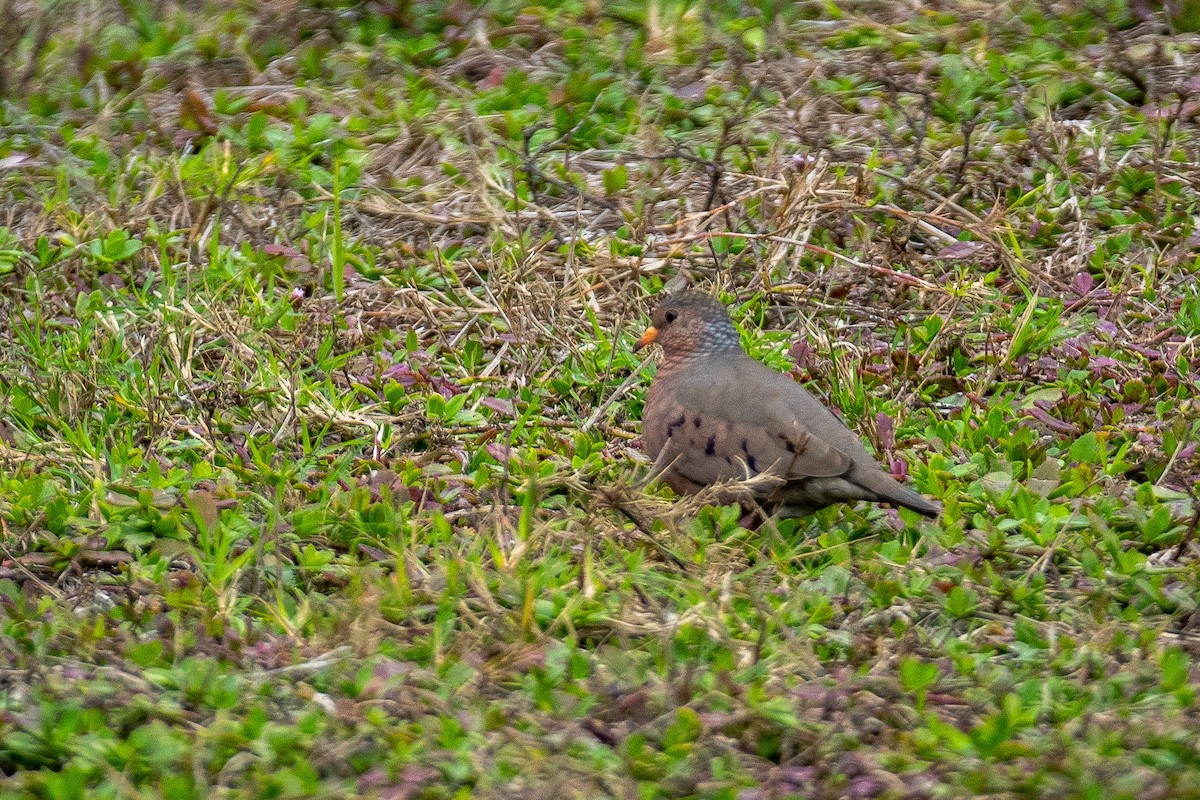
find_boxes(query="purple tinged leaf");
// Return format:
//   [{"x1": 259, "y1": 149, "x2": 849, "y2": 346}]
[
  {"x1": 1026, "y1": 407, "x2": 1081, "y2": 436},
  {"x1": 487, "y1": 442, "x2": 513, "y2": 463},
  {"x1": 789, "y1": 340, "x2": 813, "y2": 371},
  {"x1": 777, "y1": 765, "x2": 818, "y2": 785},
  {"x1": 382, "y1": 362, "x2": 462, "y2": 398},
  {"x1": 847, "y1": 776, "x2": 888, "y2": 800},
  {"x1": 476, "y1": 66, "x2": 506, "y2": 90},
  {"x1": 480, "y1": 397, "x2": 514, "y2": 416},
  {"x1": 1036, "y1": 356, "x2": 1060, "y2": 373},
  {"x1": 936, "y1": 241, "x2": 982, "y2": 260},
  {"x1": 407, "y1": 486, "x2": 444, "y2": 512},
  {"x1": 382, "y1": 363, "x2": 419, "y2": 386},
  {"x1": 1062, "y1": 334, "x2": 1095, "y2": 356},
  {"x1": 431, "y1": 375, "x2": 462, "y2": 399},
  {"x1": 357, "y1": 770, "x2": 389, "y2": 792},
  {"x1": 188, "y1": 490, "x2": 217, "y2": 531},
  {"x1": 1126, "y1": 343, "x2": 1164, "y2": 359},
  {"x1": 99, "y1": 273, "x2": 127, "y2": 291},
  {"x1": 358, "y1": 544, "x2": 387, "y2": 561},
  {"x1": 876, "y1": 412, "x2": 895, "y2": 450},
  {"x1": 1072, "y1": 271, "x2": 1095, "y2": 295}
]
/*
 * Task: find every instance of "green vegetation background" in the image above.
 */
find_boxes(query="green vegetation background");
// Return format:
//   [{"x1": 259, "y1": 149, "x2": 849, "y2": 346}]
[{"x1": 2, "y1": 1, "x2": 1200, "y2": 798}]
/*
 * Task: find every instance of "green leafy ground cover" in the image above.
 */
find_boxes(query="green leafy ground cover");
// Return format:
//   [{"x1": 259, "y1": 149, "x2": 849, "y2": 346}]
[{"x1": 2, "y1": 1, "x2": 1200, "y2": 797}]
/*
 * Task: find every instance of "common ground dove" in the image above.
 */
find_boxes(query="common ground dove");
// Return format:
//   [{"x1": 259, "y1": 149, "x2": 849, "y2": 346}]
[{"x1": 636, "y1": 290, "x2": 940, "y2": 519}]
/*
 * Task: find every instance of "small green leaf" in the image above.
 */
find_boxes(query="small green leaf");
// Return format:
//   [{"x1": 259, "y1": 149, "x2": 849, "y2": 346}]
[
  {"x1": 663, "y1": 707, "x2": 701, "y2": 755},
  {"x1": 945, "y1": 586, "x2": 979, "y2": 619},
  {"x1": 1069, "y1": 432, "x2": 1103, "y2": 465},
  {"x1": 427, "y1": 393, "x2": 446, "y2": 418},
  {"x1": 900, "y1": 657, "x2": 939, "y2": 693},
  {"x1": 1161, "y1": 647, "x2": 1189, "y2": 692},
  {"x1": 129, "y1": 640, "x2": 165, "y2": 668},
  {"x1": 602, "y1": 164, "x2": 628, "y2": 195}
]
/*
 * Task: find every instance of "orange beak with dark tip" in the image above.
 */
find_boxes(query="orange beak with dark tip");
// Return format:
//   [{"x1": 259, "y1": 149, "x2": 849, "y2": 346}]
[{"x1": 635, "y1": 326, "x2": 659, "y2": 352}]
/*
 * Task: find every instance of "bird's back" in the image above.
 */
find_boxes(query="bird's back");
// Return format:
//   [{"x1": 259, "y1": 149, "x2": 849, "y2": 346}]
[{"x1": 646, "y1": 351, "x2": 939, "y2": 518}]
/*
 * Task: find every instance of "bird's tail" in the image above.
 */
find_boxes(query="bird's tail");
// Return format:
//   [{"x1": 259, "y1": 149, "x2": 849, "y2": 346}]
[
  {"x1": 853, "y1": 470, "x2": 941, "y2": 518},
  {"x1": 888, "y1": 483, "x2": 941, "y2": 518}
]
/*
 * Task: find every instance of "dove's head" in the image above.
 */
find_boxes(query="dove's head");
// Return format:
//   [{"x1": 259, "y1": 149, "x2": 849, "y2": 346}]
[{"x1": 635, "y1": 290, "x2": 742, "y2": 360}]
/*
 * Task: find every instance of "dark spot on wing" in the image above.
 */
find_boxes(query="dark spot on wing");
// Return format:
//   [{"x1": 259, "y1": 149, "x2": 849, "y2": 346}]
[
  {"x1": 666, "y1": 414, "x2": 686, "y2": 438},
  {"x1": 692, "y1": 417, "x2": 702, "y2": 427},
  {"x1": 738, "y1": 438, "x2": 758, "y2": 472},
  {"x1": 779, "y1": 431, "x2": 806, "y2": 454},
  {"x1": 705, "y1": 435, "x2": 717, "y2": 456}
]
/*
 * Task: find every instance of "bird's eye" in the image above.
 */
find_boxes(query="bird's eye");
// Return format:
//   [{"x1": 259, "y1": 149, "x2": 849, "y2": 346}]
[{"x1": 664, "y1": 310, "x2": 679, "y2": 324}]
